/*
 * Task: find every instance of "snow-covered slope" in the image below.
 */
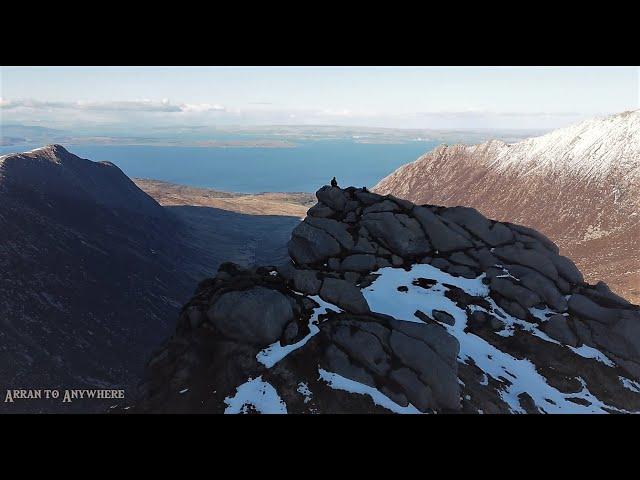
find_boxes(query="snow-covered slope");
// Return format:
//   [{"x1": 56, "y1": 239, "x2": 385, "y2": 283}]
[
  {"x1": 125, "y1": 185, "x2": 640, "y2": 414},
  {"x1": 374, "y1": 110, "x2": 640, "y2": 303}
]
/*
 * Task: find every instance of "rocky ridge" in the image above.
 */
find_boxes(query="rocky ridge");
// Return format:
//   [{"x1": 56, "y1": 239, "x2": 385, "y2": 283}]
[
  {"x1": 373, "y1": 110, "x2": 640, "y2": 303},
  {"x1": 128, "y1": 184, "x2": 640, "y2": 414}
]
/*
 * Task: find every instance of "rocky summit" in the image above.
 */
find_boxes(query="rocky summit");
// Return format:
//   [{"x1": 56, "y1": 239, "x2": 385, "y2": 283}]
[{"x1": 127, "y1": 184, "x2": 640, "y2": 414}]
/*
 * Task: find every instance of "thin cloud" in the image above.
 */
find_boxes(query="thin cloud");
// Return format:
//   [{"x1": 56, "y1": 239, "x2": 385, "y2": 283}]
[{"x1": 0, "y1": 98, "x2": 224, "y2": 114}]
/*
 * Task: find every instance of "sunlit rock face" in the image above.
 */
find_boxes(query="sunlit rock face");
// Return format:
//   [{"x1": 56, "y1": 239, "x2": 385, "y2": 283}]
[{"x1": 374, "y1": 110, "x2": 640, "y2": 304}]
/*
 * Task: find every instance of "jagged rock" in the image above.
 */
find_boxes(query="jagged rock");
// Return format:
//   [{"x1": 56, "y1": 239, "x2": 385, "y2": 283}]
[
  {"x1": 207, "y1": 286, "x2": 295, "y2": 345},
  {"x1": 288, "y1": 222, "x2": 341, "y2": 264},
  {"x1": 316, "y1": 185, "x2": 347, "y2": 211},
  {"x1": 319, "y1": 278, "x2": 370, "y2": 314},
  {"x1": 441, "y1": 207, "x2": 514, "y2": 246},
  {"x1": 412, "y1": 206, "x2": 473, "y2": 252},
  {"x1": 361, "y1": 211, "x2": 431, "y2": 258},
  {"x1": 542, "y1": 315, "x2": 578, "y2": 346},
  {"x1": 340, "y1": 254, "x2": 378, "y2": 272}
]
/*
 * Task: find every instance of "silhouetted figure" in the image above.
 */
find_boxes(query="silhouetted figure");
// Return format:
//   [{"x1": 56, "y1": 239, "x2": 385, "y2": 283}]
[{"x1": 331, "y1": 177, "x2": 338, "y2": 187}]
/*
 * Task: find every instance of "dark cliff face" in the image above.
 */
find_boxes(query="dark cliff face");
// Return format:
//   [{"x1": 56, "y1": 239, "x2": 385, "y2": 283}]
[
  {"x1": 0, "y1": 146, "x2": 190, "y2": 413},
  {"x1": 129, "y1": 185, "x2": 640, "y2": 414}
]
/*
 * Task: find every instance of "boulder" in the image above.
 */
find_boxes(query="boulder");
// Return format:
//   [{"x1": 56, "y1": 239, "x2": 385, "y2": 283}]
[
  {"x1": 490, "y1": 277, "x2": 541, "y2": 309},
  {"x1": 433, "y1": 310, "x2": 455, "y2": 326},
  {"x1": 305, "y1": 217, "x2": 354, "y2": 250},
  {"x1": 584, "y1": 281, "x2": 633, "y2": 308},
  {"x1": 316, "y1": 185, "x2": 347, "y2": 211},
  {"x1": 505, "y1": 222, "x2": 560, "y2": 254},
  {"x1": 412, "y1": 206, "x2": 473, "y2": 252},
  {"x1": 388, "y1": 195, "x2": 415, "y2": 211},
  {"x1": 288, "y1": 222, "x2": 341, "y2": 265},
  {"x1": 388, "y1": 326, "x2": 459, "y2": 410},
  {"x1": 291, "y1": 269, "x2": 322, "y2": 295},
  {"x1": 504, "y1": 264, "x2": 568, "y2": 312},
  {"x1": 351, "y1": 237, "x2": 378, "y2": 254},
  {"x1": 323, "y1": 344, "x2": 376, "y2": 388},
  {"x1": 549, "y1": 254, "x2": 583, "y2": 284},
  {"x1": 449, "y1": 251, "x2": 479, "y2": 268},
  {"x1": 431, "y1": 258, "x2": 451, "y2": 271},
  {"x1": 329, "y1": 324, "x2": 390, "y2": 376},
  {"x1": 343, "y1": 271, "x2": 361, "y2": 284},
  {"x1": 448, "y1": 265, "x2": 477, "y2": 278},
  {"x1": 319, "y1": 278, "x2": 370, "y2": 314},
  {"x1": 344, "y1": 211, "x2": 358, "y2": 223},
  {"x1": 340, "y1": 254, "x2": 378, "y2": 272},
  {"x1": 493, "y1": 244, "x2": 559, "y2": 281},
  {"x1": 391, "y1": 254, "x2": 404, "y2": 267},
  {"x1": 354, "y1": 190, "x2": 384, "y2": 206},
  {"x1": 468, "y1": 248, "x2": 500, "y2": 269},
  {"x1": 207, "y1": 287, "x2": 295, "y2": 345},
  {"x1": 363, "y1": 200, "x2": 401, "y2": 214},
  {"x1": 362, "y1": 211, "x2": 431, "y2": 258},
  {"x1": 328, "y1": 258, "x2": 341, "y2": 270},
  {"x1": 307, "y1": 203, "x2": 335, "y2": 218},
  {"x1": 541, "y1": 314, "x2": 578, "y2": 346},
  {"x1": 389, "y1": 367, "x2": 434, "y2": 412},
  {"x1": 568, "y1": 294, "x2": 619, "y2": 324},
  {"x1": 440, "y1": 207, "x2": 514, "y2": 246}
]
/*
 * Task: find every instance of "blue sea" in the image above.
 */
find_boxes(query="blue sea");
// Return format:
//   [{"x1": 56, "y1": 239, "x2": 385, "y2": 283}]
[{"x1": 0, "y1": 140, "x2": 439, "y2": 193}]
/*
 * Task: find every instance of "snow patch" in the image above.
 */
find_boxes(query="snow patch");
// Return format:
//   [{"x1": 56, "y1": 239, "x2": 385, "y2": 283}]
[
  {"x1": 318, "y1": 368, "x2": 421, "y2": 414},
  {"x1": 297, "y1": 382, "x2": 313, "y2": 403},
  {"x1": 224, "y1": 376, "x2": 287, "y2": 414},
  {"x1": 361, "y1": 264, "x2": 628, "y2": 413},
  {"x1": 256, "y1": 296, "x2": 340, "y2": 368}
]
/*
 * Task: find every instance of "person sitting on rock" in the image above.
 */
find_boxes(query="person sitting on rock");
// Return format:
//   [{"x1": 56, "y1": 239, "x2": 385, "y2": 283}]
[{"x1": 331, "y1": 177, "x2": 338, "y2": 187}]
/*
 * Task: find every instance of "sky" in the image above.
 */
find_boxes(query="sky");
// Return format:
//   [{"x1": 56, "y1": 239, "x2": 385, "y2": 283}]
[{"x1": 1, "y1": 66, "x2": 638, "y2": 131}]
